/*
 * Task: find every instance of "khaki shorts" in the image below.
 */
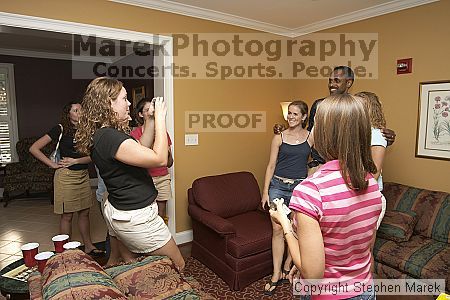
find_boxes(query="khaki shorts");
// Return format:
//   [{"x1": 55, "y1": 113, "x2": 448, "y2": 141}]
[
  {"x1": 53, "y1": 168, "x2": 93, "y2": 214},
  {"x1": 102, "y1": 200, "x2": 171, "y2": 254},
  {"x1": 153, "y1": 174, "x2": 172, "y2": 202}
]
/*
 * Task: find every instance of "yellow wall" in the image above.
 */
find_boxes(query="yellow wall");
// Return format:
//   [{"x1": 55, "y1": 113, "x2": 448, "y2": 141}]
[
  {"x1": 292, "y1": 0, "x2": 450, "y2": 193},
  {"x1": 0, "y1": 0, "x2": 294, "y2": 232},
  {"x1": 1, "y1": 0, "x2": 448, "y2": 234}
]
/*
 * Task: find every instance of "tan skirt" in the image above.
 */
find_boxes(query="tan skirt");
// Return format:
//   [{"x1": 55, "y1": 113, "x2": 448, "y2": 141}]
[
  {"x1": 153, "y1": 174, "x2": 172, "y2": 202},
  {"x1": 53, "y1": 168, "x2": 93, "y2": 214}
]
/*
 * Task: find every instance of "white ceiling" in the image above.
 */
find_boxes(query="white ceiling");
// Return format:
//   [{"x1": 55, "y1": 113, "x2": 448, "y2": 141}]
[{"x1": 111, "y1": 0, "x2": 438, "y2": 37}]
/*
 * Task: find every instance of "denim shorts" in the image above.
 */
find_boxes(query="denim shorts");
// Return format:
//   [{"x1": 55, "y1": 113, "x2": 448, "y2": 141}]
[{"x1": 268, "y1": 176, "x2": 302, "y2": 207}]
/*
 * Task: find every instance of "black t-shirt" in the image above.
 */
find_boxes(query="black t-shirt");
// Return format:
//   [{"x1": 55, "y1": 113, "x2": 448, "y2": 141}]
[
  {"x1": 308, "y1": 98, "x2": 325, "y2": 164},
  {"x1": 91, "y1": 127, "x2": 157, "y2": 211},
  {"x1": 47, "y1": 125, "x2": 88, "y2": 170}
]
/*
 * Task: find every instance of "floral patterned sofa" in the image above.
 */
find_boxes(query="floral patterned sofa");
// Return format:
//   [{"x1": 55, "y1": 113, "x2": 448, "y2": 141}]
[
  {"x1": 2, "y1": 137, "x2": 55, "y2": 207},
  {"x1": 27, "y1": 249, "x2": 214, "y2": 299},
  {"x1": 373, "y1": 182, "x2": 449, "y2": 292}
]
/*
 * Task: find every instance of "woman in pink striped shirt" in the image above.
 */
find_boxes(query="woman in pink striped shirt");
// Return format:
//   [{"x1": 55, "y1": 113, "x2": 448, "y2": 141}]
[{"x1": 270, "y1": 94, "x2": 381, "y2": 299}]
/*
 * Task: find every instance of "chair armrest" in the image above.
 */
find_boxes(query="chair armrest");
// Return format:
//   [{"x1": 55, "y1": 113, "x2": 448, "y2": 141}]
[
  {"x1": 257, "y1": 204, "x2": 270, "y2": 215},
  {"x1": 188, "y1": 204, "x2": 236, "y2": 236}
]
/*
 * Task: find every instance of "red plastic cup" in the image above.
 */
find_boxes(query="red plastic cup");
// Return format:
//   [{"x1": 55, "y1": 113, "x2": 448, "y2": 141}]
[
  {"x1": 21, "y1": 242, "x2": 39, "y2": 267},
  {"x1": 52, "y1": 234, "x2": 69, "y2": 253},
  {"x1": 34, "y1": 251, "x2": 54, "y2": 273},
  {"x1": 63, "y1": 241, "x2": 81, "y2": 250}
]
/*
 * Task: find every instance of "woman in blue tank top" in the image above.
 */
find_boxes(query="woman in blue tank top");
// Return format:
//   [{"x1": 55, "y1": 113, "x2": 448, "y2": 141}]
[{"x1": 261, "y1": 100, "x2": 313, "y2": 296}]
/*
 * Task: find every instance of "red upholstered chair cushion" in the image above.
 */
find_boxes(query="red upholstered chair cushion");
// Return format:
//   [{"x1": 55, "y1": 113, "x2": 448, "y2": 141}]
[
  {"x1": 192, "y1": 171, "x2": 261, "y2": 218},
  {"x1": 226, "y1": 211, "x2": 272, "y2": 258}
]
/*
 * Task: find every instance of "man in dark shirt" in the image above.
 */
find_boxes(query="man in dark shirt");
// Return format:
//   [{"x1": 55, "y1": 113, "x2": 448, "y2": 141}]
[{"x1": 274, "y1": 66, "x2": 397, "y2": 168}]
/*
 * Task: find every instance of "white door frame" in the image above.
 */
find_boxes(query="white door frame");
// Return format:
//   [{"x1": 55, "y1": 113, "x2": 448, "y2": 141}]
[
  {"x1": 0, "y1": 63, "x2": 19, "y2": 162},
  {"x1": 0, "y1": 12, "x2": 177, "y2": 238}
]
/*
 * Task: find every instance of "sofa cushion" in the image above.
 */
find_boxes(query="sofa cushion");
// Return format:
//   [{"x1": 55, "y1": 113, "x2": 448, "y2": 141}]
[
  {"x1": 383, "y1": 182, "x2": 449, "y2": 243},
  {"x1": 377, "y1": 210, "x2": 418, "y2": 242},
  {"x1": 28, "y1": 271, "x2": 43, "y2": 300},
  {"x1": 192, "y1": 172, "x2": 261, "y2": 218},
  {"x1": 105, "y1": 255, "x2": 200, "y2": 299},
  {"x1": 42, "y1": 249, "x2": 126, "y2": 300},
  {"x1": 226, "y1": 211, "x2": 272, "y2": 258},
  {"x1": 374, "y1": 235, "x2": 450, "y2": 285}
]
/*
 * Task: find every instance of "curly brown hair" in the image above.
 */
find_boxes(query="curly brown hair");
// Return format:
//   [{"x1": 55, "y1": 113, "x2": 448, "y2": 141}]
[
  {"x1": 75, "y1": 77, "x2": 128, "y2": 155},
  {"x1": 355, "y1": 91, "x2": 386, "y2": 129},
  {"x1": 60, "y1": 101, "x2": 79, "y2": 137}
]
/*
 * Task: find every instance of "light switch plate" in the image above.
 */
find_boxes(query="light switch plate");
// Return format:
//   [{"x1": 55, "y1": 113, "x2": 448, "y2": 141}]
[{"x1": 185, "y1": 133, "x2": 198, "y2": 146}]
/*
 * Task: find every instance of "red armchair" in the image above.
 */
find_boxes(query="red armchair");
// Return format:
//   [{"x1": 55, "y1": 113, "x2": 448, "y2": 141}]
[{"x1": 188, "y1": 171, "x2": 273, "y2": 290}]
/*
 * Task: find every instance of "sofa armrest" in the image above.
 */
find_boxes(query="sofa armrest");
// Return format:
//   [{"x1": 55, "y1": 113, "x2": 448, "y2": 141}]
[
  {"x1": 188, "y1": 204, "x2": 236, "y2": 236},
  {"x1": 5, "y1": 162, "x2": 25, "y2": 176}
]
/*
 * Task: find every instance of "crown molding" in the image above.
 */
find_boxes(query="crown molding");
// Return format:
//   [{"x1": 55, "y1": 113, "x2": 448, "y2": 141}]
[
  {"x1": 110, "y1": 0, "x2": 293, "y2": 37},
  {"x1": 110, "y1": 0, "x2": 438, "y2": 38},
  {"x1": 0, "y1": 11, "x2": 172, "y2": 45},
  {"x1": 0, "y1": 47, "x2": 114, "y2": 62},
  {"x1": 291, "y1": 0, "x2": 439, "y2": 37}
]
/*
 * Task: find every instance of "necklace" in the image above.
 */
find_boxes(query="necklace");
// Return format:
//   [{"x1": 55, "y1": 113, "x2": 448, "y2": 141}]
[
  {"x1": 287, "y1": 129, "x2": 304, "y2": 144},
  {"x1": 293, "y1": 132, "x2": 303, "y2": 144}
]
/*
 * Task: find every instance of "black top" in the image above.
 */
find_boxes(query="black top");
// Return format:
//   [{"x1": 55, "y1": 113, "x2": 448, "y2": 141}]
[
  {"x1": 47, "y1": 125, "x2": 88, "y2": 170},
  {"x1": 307, "y1": 98, "x2": 326, "y2": 164},
  {"x1": 274, "y1": 133, "x2": 311, "y2": 179},
  {"x1": 91, "y1": 127, "x2": 157, "y2": 211}
]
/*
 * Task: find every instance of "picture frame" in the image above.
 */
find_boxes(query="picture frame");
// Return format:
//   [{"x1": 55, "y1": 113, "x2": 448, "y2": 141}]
[
  {"x1": 416, "y1": 81, "x2": 450, "y2": 160},
  {"x1": 132, "y1": 86, "x2": 146, "y2": 108}
]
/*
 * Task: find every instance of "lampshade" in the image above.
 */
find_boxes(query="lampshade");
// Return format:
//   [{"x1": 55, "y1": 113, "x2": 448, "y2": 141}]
[{"x1": 280, "y1": 102, "x2": 291, "y2": 121}]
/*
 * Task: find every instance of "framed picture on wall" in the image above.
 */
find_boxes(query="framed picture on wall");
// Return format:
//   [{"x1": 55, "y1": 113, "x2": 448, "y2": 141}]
[
  {"x1": 416, "y1": 81, "x2": 450, "y2": 160},
  {"x1": 132, "y1": 86, "x2": 146, "y2": 108}
]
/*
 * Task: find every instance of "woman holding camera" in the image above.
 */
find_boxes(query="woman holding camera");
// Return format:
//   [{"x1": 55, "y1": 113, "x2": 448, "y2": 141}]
[
  {"x1": 270, "y1": 94, "x2": 381, "y2": 299},
  {"x1": 75, "y1": 77, "x2": 184, "y2": 270},
  {"x1": 130, "y1": 97, "x2": 173, "y2": 223}
]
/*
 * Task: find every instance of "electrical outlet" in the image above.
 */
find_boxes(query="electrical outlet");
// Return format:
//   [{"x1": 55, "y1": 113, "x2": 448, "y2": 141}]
[{"x1": 185, "y1": 133, "x2": 198, "y2": 146}]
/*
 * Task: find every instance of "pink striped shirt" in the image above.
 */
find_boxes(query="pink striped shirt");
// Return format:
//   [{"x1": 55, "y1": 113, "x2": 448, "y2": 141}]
[{"x1": 289, "y1": 160, "x2": 381, "y2": 299}]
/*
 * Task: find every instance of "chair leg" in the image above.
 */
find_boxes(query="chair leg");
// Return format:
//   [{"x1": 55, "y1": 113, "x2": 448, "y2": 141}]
[{"x1": 3, "y1": 191, "x2": 9, "y2": 207}]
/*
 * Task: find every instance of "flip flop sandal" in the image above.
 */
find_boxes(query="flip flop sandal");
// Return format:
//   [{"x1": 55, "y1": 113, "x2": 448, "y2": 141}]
[
  {"x1": 281, "y1": 268, "x2": 291, "y2": 284},
  {"x1": 87, "y1": 248, "x2": 106, "y2": 257},
  {"x1": 263, "y1": 278, "x2": 280, "y2": 296}
]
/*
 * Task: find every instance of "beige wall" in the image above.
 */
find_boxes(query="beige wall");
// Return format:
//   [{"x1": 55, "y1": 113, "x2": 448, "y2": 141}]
[
  {"x1": 0, "y1": 0, "x2": 294, "y2": 232},
  {"x1": 1, "y1": 0, "x2": 448, "y2": 233},
  {"x1": 292, "y1": 0, "x2": 450, "y2": 193}
]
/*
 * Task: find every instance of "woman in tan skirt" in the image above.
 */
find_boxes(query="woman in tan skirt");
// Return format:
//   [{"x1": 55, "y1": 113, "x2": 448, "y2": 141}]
[{"x1": 30, "y1": 101, "x2": 103, "y2": 256}]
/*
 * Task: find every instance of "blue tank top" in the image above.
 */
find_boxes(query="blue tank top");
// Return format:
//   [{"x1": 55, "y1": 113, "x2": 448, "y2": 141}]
[{"x1": 274, "y1": 132, "x2": 311, "y2": 179}]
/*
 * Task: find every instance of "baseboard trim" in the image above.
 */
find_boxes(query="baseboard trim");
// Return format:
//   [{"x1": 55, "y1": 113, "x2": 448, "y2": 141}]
[{"x1": 175, "y1": 229, "x2": 193, "y2": 245}]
